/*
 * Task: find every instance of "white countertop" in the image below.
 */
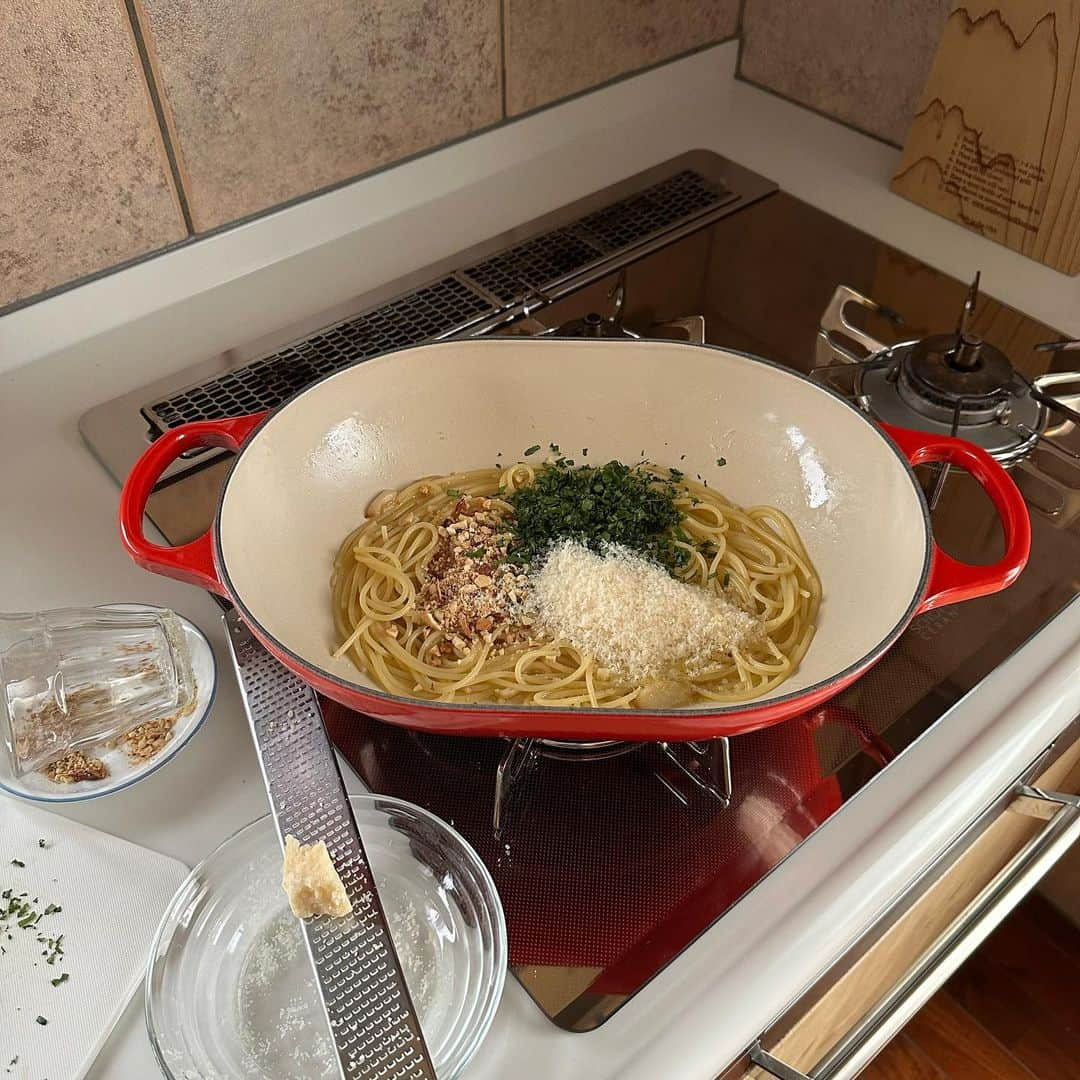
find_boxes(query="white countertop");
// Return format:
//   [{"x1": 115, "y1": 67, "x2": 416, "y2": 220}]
[{"x1": 2, "y1": 39, "x2": 1079, "y2": 1080}]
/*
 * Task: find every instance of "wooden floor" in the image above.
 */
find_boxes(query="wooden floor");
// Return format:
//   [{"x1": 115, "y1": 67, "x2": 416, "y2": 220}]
[{"x1": 862, "y1": 896, "x2": 1080, "y2": 1080}]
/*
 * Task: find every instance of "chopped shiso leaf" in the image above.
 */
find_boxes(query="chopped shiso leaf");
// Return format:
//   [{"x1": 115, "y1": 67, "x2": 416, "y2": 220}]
[{"x1": 504, "y1": 459, "x2": 689, "y2": 571}]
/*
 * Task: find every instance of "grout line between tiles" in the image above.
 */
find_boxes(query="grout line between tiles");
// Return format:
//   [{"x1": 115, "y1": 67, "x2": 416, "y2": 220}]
[
  {"x1": 736, "y1": 0, "x2": 749, "y2": 36},
  {"x1": 735, "y1": 0, "x2": 749, "y2": 75},
  {"x1": 499, "y1": 0, "x2": 508, "y2": 119},
  {"x1": 121, "y1": 0, "x2": 196, "y2": 235}
]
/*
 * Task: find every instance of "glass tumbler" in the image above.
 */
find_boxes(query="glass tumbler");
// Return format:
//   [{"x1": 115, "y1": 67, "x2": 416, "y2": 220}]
[{"x1": 0, "y1": 607, "x2": 196, "y2": 776}]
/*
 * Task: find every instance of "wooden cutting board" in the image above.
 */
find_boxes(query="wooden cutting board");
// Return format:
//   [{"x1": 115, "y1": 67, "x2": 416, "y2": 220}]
[{"x1": 891, "y1": 2, "x2": 1080, "y2": 275}]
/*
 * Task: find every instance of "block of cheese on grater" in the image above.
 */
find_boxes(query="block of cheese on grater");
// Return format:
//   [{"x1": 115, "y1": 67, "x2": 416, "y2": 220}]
[{"x1": 282, "y1": 834, "x2": 353, "y2": 918}]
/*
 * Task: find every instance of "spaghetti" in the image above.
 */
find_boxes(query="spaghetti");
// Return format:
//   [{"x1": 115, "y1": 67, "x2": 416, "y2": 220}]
[{"x1": 330, "y1": 462, "x2": 820, "y2": 708}]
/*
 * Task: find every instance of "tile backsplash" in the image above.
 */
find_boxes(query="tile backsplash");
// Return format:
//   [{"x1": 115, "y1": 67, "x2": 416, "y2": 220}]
[
  {"x1": 3, "y1": 1, "x2": 956, "y2": 313},
  {"x1": 1, "y1": 0, "x2": 186, "y2": 309},
  {"x1": 504, "y1": 0, "x2": 740, "y2": 116},
  {"x1": 136, "y1": 0, "x2": 502, "y2": 231},
  {"x1": 739, "y1": 0, "x2": 955, "y2": 145}
]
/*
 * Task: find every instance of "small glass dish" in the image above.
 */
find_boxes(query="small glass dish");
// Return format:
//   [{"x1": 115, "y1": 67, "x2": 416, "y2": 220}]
[
  {"x1": 0, "y1": 605, "x2": 195, "y2": 776},
  {"x1": 146, "y1": 795, "x2": 507, "y2": 1080},
  {"x1": 0, "y1": 605, "x2": 216, "y2": 803}
]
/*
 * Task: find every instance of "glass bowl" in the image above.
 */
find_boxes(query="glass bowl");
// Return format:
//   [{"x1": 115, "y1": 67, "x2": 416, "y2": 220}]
[{"x1": 146, "y1": 795, "x2": 507, "y2": 1079}]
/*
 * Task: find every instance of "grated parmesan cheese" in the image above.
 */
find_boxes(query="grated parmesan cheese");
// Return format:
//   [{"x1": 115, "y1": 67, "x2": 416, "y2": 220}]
[{"x1": 526, "y1": 541, "x2": 761, "y2": 681}]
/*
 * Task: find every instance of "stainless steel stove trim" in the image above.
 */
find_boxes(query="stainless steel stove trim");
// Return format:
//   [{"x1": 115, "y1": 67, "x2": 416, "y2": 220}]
[
  {"x1": 206, "y1": 336, "x2": 933, "y2": 725},
  {"x1": 720, "y1": 710, "x2": 1080, "y2": 1080},
  {"x1": 78, "y1": 151, "x2": 776, "y2": 488}
]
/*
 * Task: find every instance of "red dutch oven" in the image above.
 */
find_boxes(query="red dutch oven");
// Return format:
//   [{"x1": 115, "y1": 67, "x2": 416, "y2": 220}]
[{"x1": 120, "y1": 339, "x2": 1029, "y2": 741}]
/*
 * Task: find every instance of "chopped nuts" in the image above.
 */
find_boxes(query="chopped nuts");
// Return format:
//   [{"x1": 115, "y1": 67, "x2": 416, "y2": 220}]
[
  {"x1": 122, "y1": 717, "x2": 175, "y2": 762},
  {"x1": 415, "y1": 501, "x2": 530, "y2": 647},
  {"x1": 42, "y1": 751, "x2": 108, "y2": 784}
]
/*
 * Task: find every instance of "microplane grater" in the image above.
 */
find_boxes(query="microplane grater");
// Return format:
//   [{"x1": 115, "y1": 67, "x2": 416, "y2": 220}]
[{"x1": 224, "y1": 610, "x2": 436, "y2": 1080}]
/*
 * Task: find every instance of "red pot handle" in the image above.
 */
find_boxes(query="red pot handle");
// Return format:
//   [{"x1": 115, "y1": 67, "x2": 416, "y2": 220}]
[
  {"x1": 880, "y1": 423, "x2": 1030, "y2": 614},
  {"x1": 119, "y1": 412, "x2": 268, "y2": 595}
]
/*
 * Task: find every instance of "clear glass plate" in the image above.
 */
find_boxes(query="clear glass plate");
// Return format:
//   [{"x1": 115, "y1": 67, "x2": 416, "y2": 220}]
[{"x1": 146, "y1": 795, "x2": 507, "y2": 1079}]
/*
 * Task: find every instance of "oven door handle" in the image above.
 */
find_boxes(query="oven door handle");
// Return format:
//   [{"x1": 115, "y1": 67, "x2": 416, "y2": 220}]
[{"x1": 749, "y1": 782, "x2": 1080, "y2": 1080}]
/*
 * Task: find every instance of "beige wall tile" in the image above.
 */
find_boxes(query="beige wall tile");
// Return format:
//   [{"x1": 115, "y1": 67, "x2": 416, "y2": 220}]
[
  {"x1": 0, "y1": 0, "x2": 186, "y2": 309},
  {"x1": 137, "y1": 0, "x2": 501, "y2": 232},
  {"x1": 740, "y1": 0, "x2": 955, "y2": 145},
  {"x1": 505, "y1": 0, "x2": 739, "y2": 116}
]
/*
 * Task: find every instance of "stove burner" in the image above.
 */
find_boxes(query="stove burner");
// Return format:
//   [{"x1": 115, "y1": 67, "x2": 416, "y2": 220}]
[
  {"x1": 551, "y1": 310, "x2": 638, "y2": 338},
  {"x1": 815, "y1": 278, "x2": 1080, "y2": 481},
  {"x1": 535, "y1": 738, "x2": 635, "y2": 759},
  {"x1": 549, "y1": 269, "x2": 639, "y2": 339},
  {"x1": 898, "y1": 333, "x2": 1015, "y2": 422},
  {"x1": 493, "y1": 736, "x2": 732, "y2": 836},
  {"x1": 511, "y1": 267, "x2": 707, "y2": 344}
]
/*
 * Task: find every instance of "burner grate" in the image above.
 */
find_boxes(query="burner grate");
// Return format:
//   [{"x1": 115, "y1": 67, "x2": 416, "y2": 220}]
[
  {"x1": 463, "y1": 228, "x2": 603, "y2": 303},
  {"x1": 143, "y1": 275, "x2": 494, "y2": 431},
  {"x1": 577, "y1": 169, "x2": 731, "y2": 249}
]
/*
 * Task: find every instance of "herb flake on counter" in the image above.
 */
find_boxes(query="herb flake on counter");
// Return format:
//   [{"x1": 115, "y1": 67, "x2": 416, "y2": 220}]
[
  {"x1": 50, "y1": 972, "x2": 69, "y2": 987},
  {"x1": 35, "y1": 1015, "x2": 47, "y2": 1026},
  {"x1": 523, "y1": 444, "x2": 541, "y2": 456},
  {"x1": 10, "y1": 860, "x2": 24, "y2": 868},
  {"x1": 716, "y1": 457, "x2": 727, "y2": 467}
]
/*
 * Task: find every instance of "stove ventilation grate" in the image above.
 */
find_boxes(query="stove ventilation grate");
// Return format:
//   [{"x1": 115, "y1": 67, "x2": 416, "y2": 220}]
[
  {"x1": 576, "y1": 169, "x2": 733, "y2": 249},
  {"x1": 143, "y1": 275, "x2": 493, "y2": 430},
  {"x1": 142, "y1": 168, "x2": 733, "y2": 434},
  {"x1": 462, "y1": 228, "x2": 603, "y2": 304}
]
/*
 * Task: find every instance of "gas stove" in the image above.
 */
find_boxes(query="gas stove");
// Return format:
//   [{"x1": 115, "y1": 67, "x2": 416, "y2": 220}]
[
  {"x1": 815, "y1": 276, "x2": 1080, "y2": 514},
  {"x1": 80, "y1": 150, "x2": 1080, "y2": 1034}
]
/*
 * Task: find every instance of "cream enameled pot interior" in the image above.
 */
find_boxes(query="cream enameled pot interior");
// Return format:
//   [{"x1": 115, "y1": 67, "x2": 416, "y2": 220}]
[{"x1": 217, "y1": 339, "x2": 929, "y2": 710}]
